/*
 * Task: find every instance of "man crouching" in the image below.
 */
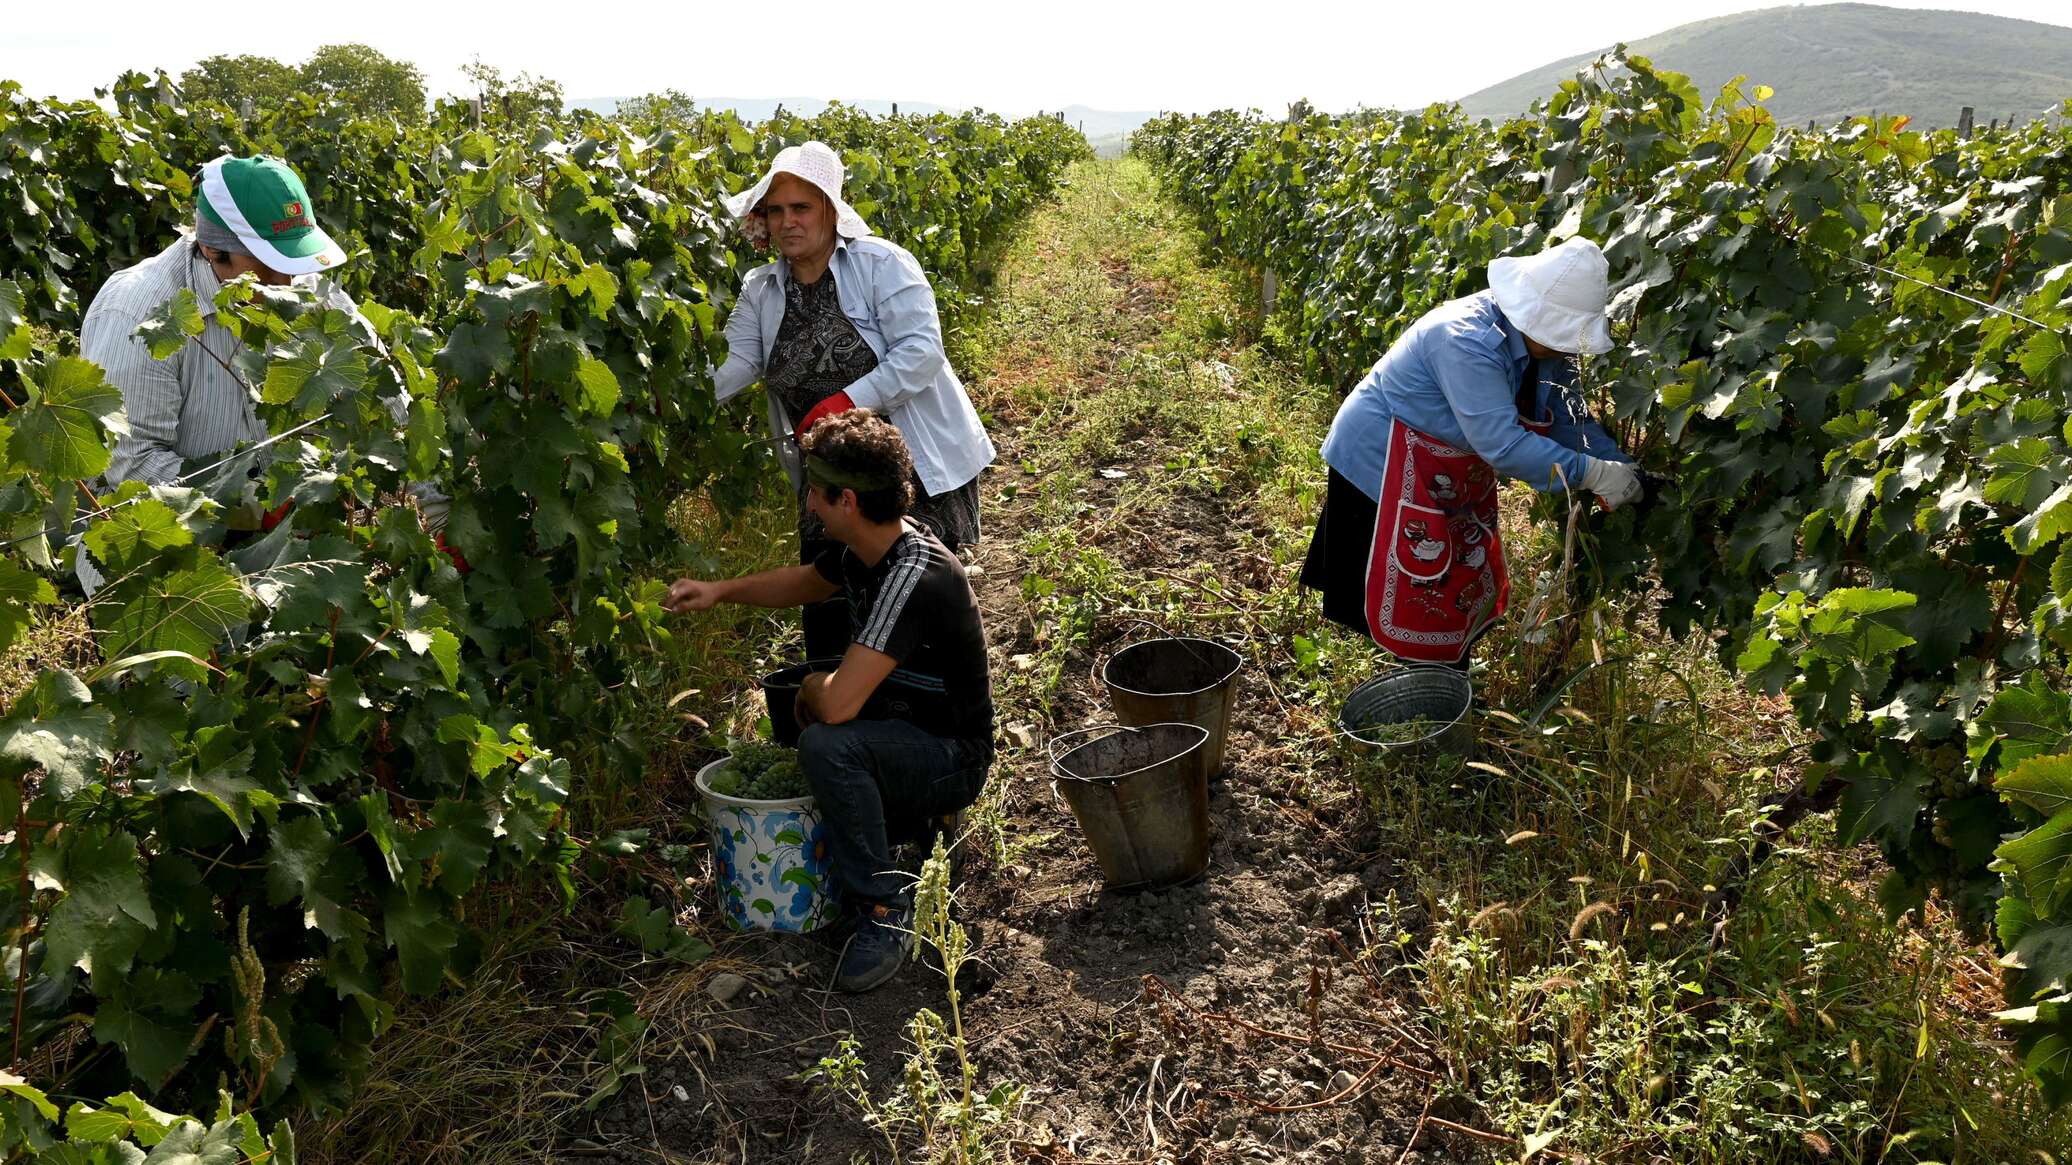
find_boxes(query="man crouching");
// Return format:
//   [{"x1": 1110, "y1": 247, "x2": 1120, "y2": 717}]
[{"x1": 663, "y1": 410, "x2": 994, "y2": 992}]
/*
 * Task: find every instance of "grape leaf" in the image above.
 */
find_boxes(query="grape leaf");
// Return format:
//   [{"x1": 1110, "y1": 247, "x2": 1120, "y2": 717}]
[
  {"x1": 129, "y1": 1113, "x2": 247, "y2": 1164},
  {"x1": 0, "y1": 558, "x2": 58, "y2": 654},
  {"x1": 574, "y1": 355, "x2": 620, "y2": 416},
  {"x1": 265, "y1": 815, "x2": 345, "y2": 938},
  {"x1": 1998, "y1": 810, "x2": 2072, "y2": 920},
  {"x1": 2004, "y1": 922, "x2": 2072, "y2": 1000},
  {"x1": 90, "y1": 999, "x2": 195, "y2": 1088},
  {"x1": 260, "y1": 334, "x2": 370, "y2": 414},
  {"x1": 0, "y1": 279, "x2": 31, "y2": 361},
  {"x1": 405, "y1": 398, "x2": 444, "y2": 478},
  {"x1": 1837, "y1": 769, "x2": 1926, "y2": 850},
  {"x1": 1977, "y1": 680, "x2": 2072, "y2": 770},
  {"x1": 383, "y1": 887, "x2": 461, "y2": 995},
  {"x1": 2001, "y1": 754, "x2": 2072, "y2": 818},
  {"x1": 0, "y1": 670, "x2": 115, "y2": 798},
  {"x1": 422, "y1": 799, "x2": 494, "y2": 894},
  {"x1": 99, "y1": 558, "x2": 250, "y2": 679},
  {"x1": 132, "y1": 289, "x2": 205, "y2": 361},
  {"x1": 12, "y1": 356, "x2": 124, "y2": 479},
  {"x1": 2011, "y1": 481, "x2": 2072, "y2": 554},
  {"x1": 65, "y1": 1091, "x2": 179, "y2": 1145},
  {"x1": 43, "y1": 831, "x2": 158, "y2": 980},
  {"x1": 568, "y1": 263, "x2": 619, "y2": 319},
  {"x1": 83, "y1": 496, "x2": 194, "y2": 577},
  {"x1": 433, "y1": 320, "x2": 514, "y2": 388},
  {"x1": 152, "y1": 726, "x2": 263, "y2": 839},
  {"x1": 358, "y1": 793, "x2": 405, "y2": 883},
  {"x1": 1985, "y1": 438, "x2": 2067, "y2": 512}
]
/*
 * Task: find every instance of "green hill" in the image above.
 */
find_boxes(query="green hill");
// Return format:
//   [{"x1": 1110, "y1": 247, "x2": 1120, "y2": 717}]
[{"x1": 1457, "y1": 3, "x2": 2072, "y2": 128}]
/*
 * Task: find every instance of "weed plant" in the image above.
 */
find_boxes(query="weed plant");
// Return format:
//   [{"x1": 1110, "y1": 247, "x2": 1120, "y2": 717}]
[{"x1": 807, "y1": 838, "x2": 1024, "y2": 1164}]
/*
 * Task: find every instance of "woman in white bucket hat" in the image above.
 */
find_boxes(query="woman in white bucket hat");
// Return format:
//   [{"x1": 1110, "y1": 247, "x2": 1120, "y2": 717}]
[
  {"x1": 712, "y1": 141, "x2": 996, "y2": 658},
  {"x1": 1301, "y1": 236, "x2": 1643, "y2": 665}
]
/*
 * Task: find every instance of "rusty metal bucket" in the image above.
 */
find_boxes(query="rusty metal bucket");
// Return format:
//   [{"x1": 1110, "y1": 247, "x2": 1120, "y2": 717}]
[
  {"x1": 1048, "y1": 723, "x2": 1212, "y2": 891},
  {"x1": 1101, "y1": 637, "x2": 1243, "y2": 779}
]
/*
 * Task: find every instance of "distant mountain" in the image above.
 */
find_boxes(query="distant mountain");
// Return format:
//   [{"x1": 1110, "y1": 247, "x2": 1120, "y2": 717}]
[
  {"x1": 566, "y1": 96, "x2": 950, "y2": 119},
  {"x1": 1457, "y1": 3, "x2": 2072, "y2": 128},
  {"x1": 565, "y1": 96, "x2": 1157, "y2": 151}
]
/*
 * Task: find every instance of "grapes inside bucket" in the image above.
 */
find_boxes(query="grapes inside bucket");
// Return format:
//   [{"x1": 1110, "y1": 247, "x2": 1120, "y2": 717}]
[{"x1": 694, "y1": 740, "x2": 835, "y2": 932}]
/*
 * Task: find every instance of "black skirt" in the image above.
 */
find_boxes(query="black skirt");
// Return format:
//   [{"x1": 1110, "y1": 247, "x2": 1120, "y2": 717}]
[{"x1": 1299, "y1": 467, "x2": 1378, "y2": 639}]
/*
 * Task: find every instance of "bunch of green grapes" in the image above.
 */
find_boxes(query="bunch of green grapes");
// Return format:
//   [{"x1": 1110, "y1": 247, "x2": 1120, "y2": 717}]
[{"x1": 707, "y1": 740, "x2": 811, "y2": 801}]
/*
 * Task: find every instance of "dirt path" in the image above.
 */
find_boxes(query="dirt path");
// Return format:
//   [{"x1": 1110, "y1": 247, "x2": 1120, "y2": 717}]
[{"x1": 585, "y1": 158, "x2": 1476, "y2": 1164}]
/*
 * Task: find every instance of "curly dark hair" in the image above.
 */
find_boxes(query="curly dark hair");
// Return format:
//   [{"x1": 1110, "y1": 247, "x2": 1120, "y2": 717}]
[{"x1": 802, "y1": 409, "x2": 914, "y2": 523}]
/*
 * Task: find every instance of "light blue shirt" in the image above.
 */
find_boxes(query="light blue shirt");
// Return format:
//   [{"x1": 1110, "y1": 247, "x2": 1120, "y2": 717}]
[
  {"x1": 714, "y1": 234, "x2": 994, "y2": 498},
  {"x1": 1320, "y1": 290, "x2": 1626, "y2": 502}
]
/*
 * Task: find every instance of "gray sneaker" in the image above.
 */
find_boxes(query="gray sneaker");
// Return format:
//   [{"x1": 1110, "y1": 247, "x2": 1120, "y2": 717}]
[{"x1": 835, "y1": 899, "x2": 913, "y2": 993}]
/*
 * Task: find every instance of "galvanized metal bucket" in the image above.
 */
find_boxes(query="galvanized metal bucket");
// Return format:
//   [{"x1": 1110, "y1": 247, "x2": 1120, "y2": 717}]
[
  {"x1": 1048, "y1": 723, "x2": 1212, "y2": 891},
  {"x1": 1101, "y1": 637, "x2": 1243, "y2": 779},
  {"x1": 1337, "y1": 667, "x2": 1474, "y2": 758}
]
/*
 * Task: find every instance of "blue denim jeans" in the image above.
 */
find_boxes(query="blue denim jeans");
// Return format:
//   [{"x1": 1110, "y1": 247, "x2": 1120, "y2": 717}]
[{"x1": 798, "y1": 719, "x2": 991, "y2": 905}]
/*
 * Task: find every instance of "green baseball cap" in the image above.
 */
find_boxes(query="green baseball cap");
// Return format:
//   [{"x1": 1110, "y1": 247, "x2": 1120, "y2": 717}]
[{"x1": 196, "y1": 156, "x2": 346, "y2": 277}]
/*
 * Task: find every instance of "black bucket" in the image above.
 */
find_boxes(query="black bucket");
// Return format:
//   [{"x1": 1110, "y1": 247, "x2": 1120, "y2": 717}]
[
  {"x1": 760, "y1": 659, "x2": 843, "y2": 747},
  {"x1": 1048, "y1": 723, "x2": 1212, "y2": 891},
  {"x1": 1101, "y1": 637, "x2": 1243, "y2": 778},
  {"x1": 760, "y1": 660, "x2": 957, "y2": 746}
]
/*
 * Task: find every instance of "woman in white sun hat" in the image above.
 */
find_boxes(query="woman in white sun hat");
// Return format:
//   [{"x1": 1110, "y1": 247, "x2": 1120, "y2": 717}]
[
  {"x1": 1300, "y1": 236, "x2": 1642, "y2": 665},
  {"x1": 713, "y1": 140, "x2": 995, "y2": 658}
]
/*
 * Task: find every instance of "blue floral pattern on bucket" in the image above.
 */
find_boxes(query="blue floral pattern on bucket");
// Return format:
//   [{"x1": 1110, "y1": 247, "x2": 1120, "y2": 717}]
[{"x1": 703, "y1": 792, "x2": 836, "y2": 932}]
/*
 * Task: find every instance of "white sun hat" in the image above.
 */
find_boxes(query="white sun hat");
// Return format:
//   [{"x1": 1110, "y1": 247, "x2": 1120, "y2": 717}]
[
  {"x1": 723, "y1": 141, "x2": 873, "y2": 240},
  {"x1": 1488, "y1": 236, "x2": 1614, "y2": 356}
]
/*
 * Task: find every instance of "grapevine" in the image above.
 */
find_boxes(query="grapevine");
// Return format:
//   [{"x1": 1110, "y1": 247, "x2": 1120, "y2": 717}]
[
  {"x1": 0, "y1": 70, "x2": 1085, "y2": 1152},
  {"x1": 1138, "y1": 55, "x2": 2072, "y2": 1100}
]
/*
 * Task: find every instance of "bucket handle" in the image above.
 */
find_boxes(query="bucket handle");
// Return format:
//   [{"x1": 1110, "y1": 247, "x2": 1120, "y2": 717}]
[
  {"x1": 1044, "y1": 723, "x2": 1137, "y2": 771},
  {"x1": 1091, "y1": 619, "x2": 1232, "y2": 691},
  {"x1": 1087, "y1": 618, "x2": 1171, "y2": 691}
]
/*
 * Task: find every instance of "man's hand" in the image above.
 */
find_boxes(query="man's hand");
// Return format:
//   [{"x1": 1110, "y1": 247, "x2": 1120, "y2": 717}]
[
  {"x1": 795, "y1": 673, "x2": 829, "y2": 729},
  {"x1": 663, "y1": 578, "x2": 722, "y2": 613},
  {"x1": 1581, "y1": 457, "x2": 1643, "y2": 511}
]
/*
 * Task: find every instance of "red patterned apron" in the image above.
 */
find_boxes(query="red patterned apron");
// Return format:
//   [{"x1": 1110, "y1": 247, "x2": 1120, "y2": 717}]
[{"x1": 1361, "y1": 417, "x2": 1542, "y2": 663}]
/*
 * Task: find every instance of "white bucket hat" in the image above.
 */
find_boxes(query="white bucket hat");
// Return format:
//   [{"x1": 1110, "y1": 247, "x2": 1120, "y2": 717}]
[
  {"x1": 723, "y1": 141, "x2": 872, "y2": 240},
  {"x1": 1488, "y1": 237, "x2": 1614, "y2": 355}
]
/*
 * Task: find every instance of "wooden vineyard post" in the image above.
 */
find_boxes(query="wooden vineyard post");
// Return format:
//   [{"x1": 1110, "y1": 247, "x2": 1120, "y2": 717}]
[{"x1": 1958, "y1": 106, "x2": 1975, "y2": 138}]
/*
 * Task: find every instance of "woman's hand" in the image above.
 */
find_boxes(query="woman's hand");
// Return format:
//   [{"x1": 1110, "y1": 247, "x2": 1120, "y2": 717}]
[
  {"x1": 795, "y1": 391, "x2": 855, "y2": 439},
  {"x1": 662, "y1": 578, "x2": 721, "y2": 613},
  {"x1": 1581, "y1": 458, "x2": 1643, "y2": 511}
]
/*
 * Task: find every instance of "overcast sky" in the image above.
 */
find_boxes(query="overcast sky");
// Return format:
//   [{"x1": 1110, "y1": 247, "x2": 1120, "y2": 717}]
[{"x1": 8, "y1": 0, "x2": 2069, "y2": 114}]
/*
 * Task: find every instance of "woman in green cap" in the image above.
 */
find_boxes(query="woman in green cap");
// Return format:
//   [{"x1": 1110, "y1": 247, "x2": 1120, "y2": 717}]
[
  {"x1": 82, "y1": 155, "x2": 350, "y2": 490},
  {"x1": 75, "y1": 155, "x2": 443, "y2": 592}
]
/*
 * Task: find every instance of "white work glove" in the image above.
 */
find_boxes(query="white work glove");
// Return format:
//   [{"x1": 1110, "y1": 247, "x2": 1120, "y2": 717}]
[{"x1": 1581, "y1": 457, "x2": 1643, "y2": 511}]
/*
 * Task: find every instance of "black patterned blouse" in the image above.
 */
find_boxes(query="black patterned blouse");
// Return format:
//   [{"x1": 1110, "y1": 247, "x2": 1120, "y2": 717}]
[{"x1": 767, "y1": 271, "x2": 980, "y2": 549}]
